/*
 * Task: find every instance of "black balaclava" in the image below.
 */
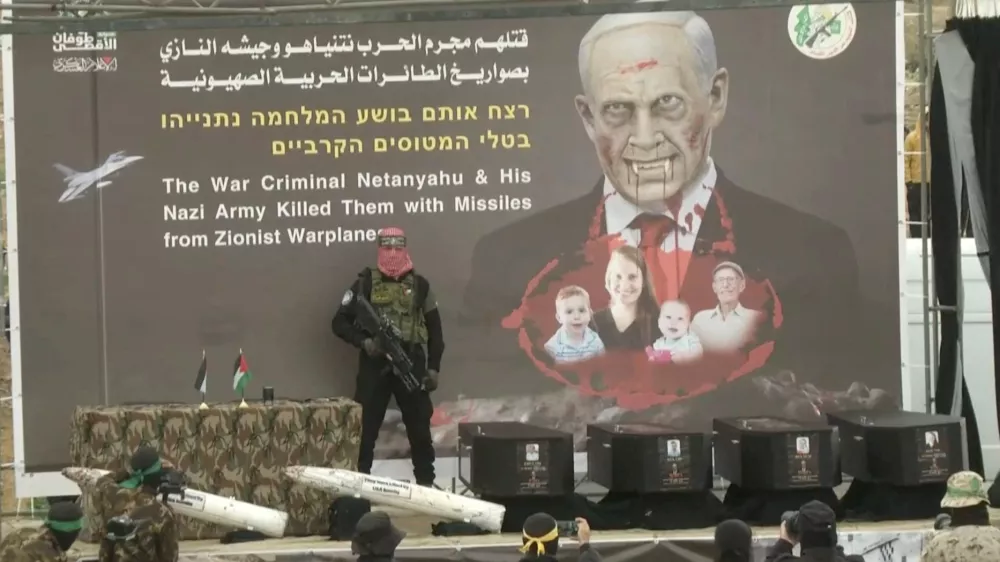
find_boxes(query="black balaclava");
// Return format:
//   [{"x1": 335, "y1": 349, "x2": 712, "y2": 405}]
[
  {"x1": 714, "y1": 519, "x2": 752, "y2": 562},
  {"x1": 520, "y1": 513, "x2": 559, "y2": 558},
  {"x1": 46, "y1": 501, "x2": 84, "y2": 551},
  {"x1": 949, "y1": 503, "x2": 991, "y2": 527},
  {"x1": 119, "y1": 446, "x2": 165, "y2": 491}
]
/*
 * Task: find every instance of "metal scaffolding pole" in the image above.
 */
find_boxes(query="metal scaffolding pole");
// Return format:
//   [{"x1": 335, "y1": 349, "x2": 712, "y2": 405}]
[
  {"x1": 918, "y1": 0, "x2": 936, "y2": 413},
  {"x1": 902, "y1": 0, "x2": 941, "y2": 414}
]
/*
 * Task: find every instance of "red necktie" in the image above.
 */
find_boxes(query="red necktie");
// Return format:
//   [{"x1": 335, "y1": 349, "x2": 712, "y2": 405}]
[{"x1": 629, "y1": 214, "x2": 675, "y2": 300}]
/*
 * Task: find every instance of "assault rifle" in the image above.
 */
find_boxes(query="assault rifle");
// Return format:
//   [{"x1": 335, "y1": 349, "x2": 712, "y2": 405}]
[{"x1": 354, "y1": 295, "x2": 422, "y2": 392}]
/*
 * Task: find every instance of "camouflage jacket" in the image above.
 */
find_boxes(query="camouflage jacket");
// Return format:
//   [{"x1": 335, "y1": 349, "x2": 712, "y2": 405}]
[
  {"x1": 922, "y1": 525, "x2": 1000, "y2": 562},
  {"x1": 0, "y1": 527, "x2": 43, "y2": 554},
  {"x1": 0, "y1": 528, "x2": 69, "y2": 562},
  {"x1": 95, "y1": 471, "x2": 145, "y2": 532},
  {"x1": 96, "y1": 472, "x2": 179, "y2": 562}
]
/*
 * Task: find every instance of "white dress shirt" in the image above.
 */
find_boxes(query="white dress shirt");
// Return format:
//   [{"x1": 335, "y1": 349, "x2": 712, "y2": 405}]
[{"x1": 603, "y1": 159, "x2": 718, "y2": 252}]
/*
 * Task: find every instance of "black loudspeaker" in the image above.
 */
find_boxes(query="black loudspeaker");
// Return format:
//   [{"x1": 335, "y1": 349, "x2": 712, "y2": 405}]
[
  {"x1": 458, "y1": 422, "x2": 574, "y2": 497},
  {"x1": 587, "y1": 423, "x2": 713, "y2": 493},
  {"x1": 714, "y1": 416, "x2": 841, "y2": 490},
  {"x1": 827, "y1": 409, "x2": 966, "y2": 485}
]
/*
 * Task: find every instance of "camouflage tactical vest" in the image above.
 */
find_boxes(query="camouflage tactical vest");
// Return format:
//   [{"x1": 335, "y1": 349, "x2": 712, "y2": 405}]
[{"x1": 368, "y1": 269, "x2": 428, "y2": 344}]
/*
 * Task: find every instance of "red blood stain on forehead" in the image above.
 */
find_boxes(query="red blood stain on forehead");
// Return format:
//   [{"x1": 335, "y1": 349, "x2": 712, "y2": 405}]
[{"x1": 618, "y1": 58, "x2": 660, "y2": 75}]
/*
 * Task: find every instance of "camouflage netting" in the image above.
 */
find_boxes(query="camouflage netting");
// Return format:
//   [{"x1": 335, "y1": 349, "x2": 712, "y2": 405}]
[{"x1": 69, "y1": 398, "x2": 362, "y2": 542}]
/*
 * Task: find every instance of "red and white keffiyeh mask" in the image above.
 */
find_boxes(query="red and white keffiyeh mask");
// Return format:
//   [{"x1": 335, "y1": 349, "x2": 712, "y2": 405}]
[{"x1": 376, "y1": 227, "x2": 413, "y2": 278}]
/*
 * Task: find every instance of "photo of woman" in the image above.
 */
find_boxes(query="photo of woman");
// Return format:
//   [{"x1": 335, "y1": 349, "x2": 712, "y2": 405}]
[{"x1": 593, "y1": 246, "x2": 661, "y2": 350}]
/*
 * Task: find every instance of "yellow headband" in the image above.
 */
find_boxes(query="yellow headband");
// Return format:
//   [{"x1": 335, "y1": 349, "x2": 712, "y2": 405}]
[{"x1": 519, "y1": 528, "x2": 559, "y2": 554}]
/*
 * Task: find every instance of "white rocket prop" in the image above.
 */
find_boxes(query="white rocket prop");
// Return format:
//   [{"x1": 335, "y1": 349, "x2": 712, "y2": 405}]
[
  {"x1": 63, "y1": 467, "x2": 289, "y2": 538},
  {"x1": 285, "y1": 466, "x2": 506, "y2": 534}
]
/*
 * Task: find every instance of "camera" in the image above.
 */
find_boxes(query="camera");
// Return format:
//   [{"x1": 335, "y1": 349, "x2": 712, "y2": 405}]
[
  {"x1": 781, "y1": 511, "x2": 800, "y2": 538},
  {"x1": 934, "y1": 513, "x2": 952, "y2": 530},
  {"x1": 105, "y1": 515, "x2": 139, "y2": 542},
  {"x1": 157, "y1": 469, "x2": 188, "y2": 502},
  {"x1": 555, "y1": 520, "x2": 578, "y2": 538}
]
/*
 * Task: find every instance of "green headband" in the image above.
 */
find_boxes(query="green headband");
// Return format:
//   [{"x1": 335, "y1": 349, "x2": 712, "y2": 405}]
[
  {"x1": 118, "y1": 459, "x2": 163, "y2": 489},
  {"x1": 377, "y1": 235, "x2": 406, "y2": 247},
  {"x1": 46, "y1": 518, "x2": 83, "y2": 533}
]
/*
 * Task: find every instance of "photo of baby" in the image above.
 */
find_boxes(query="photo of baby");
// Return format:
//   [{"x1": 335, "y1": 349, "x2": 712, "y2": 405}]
[
  {"x1": 646, "y1": 300, "x2": 704, "y2": 364},
  {"x1": 544, "y1": 285, "x2": 606, "y2": 364}
]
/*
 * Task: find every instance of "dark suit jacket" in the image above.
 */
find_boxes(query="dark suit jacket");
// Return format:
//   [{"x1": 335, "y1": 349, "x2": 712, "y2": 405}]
[{"x1": 456, "y1": 171, "x2": 871, "y2": 410}]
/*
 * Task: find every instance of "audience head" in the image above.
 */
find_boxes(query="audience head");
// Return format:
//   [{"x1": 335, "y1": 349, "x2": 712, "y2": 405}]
[
  {"x1": 942, "y1": 471, "x2": 991, "y2": 527},
  {"x1": 795, "y1": 500, "x2": 837, "y2": 548},
  {"x1": 520, "y1": 512, "x2": 560, "y2": 557},
  {"x1": 45, "y1": 501, "x2": 84, "y2": 552},
  {"x1": 351, "y1": 511, "x2": 405, "y2": 557},
  {"x1": 714, "y1": 519, "x2": 752, "y2": 562},
  {"x1": 121, "y1": 446, "x2": 166, "y2": 490},
  {"x1": 942, "y1": 471, "x2": 989, "y2": 508}
]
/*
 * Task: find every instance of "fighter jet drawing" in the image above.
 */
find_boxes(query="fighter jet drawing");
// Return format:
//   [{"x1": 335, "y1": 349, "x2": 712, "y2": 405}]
[{"x1": 54, "y1": 151, "x2": 143, "y2": 203}]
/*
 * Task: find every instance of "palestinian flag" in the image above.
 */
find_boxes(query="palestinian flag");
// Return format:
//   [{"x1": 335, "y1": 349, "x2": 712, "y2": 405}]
[
  {"x1": 232, "y1": 351, "x2": 251, "y2": 394},
  {"x1": 194, "y1": 350, "x2": 207, "y2": 394}
]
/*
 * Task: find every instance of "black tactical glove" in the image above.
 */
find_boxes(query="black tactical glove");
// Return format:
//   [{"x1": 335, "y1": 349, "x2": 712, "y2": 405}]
[
  {"x1": 424, "y1": 370, "x2": 439, "y2": 392},
  {"x1": 362, "y1": 338, "x2": 381, "y2": 357}
]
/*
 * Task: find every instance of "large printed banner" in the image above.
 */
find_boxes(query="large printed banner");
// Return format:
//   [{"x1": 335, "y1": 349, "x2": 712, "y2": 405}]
[{"x1": 9, "y1": 2, "x2": 901, "y2": 470}]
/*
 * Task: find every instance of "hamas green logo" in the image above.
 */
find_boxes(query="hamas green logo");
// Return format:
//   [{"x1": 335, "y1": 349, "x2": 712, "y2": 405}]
[{"x1": 787, "y1": 3, "x2": 858, "y2": 60}]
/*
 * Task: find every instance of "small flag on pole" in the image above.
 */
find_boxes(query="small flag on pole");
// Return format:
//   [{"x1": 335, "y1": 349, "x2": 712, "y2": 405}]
[
  {"x1": 195, "y1": 350, "x2": 208, "y2": 410},
  {"x1": 233, "y1": 349, "x2": 251, "y2": 407},
  {"x1": 194, "y1": 350, "x2": 207, "y2": 394}
]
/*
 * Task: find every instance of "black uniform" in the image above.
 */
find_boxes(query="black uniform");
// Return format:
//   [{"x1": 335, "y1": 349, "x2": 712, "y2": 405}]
[{"x1": 332, "y1": 267, "x2": 444, "y2": 485}]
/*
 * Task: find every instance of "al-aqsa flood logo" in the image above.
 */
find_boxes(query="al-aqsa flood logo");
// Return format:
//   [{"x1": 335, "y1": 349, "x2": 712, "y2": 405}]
[{"x1": 788, "y1": 3, "x2": 858, "y2": 60}]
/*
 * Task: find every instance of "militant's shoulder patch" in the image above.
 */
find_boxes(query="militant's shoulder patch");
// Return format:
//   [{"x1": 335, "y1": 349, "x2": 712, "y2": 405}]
[{"x1": 342, "y1": 290, "x2": 354, "y2": 306}]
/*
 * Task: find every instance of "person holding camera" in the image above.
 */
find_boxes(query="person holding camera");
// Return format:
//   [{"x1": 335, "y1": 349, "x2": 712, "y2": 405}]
[
  {"x1": 0, "y1": 502, "x2": 84, "y2": 562},
  {"x1": 765, "y1": 501, "x2": 847, "y2": 562},
  {"x1": 96, "y1": 446, "x2": 179, "y2": 562},
  {"x1": 519, "y1": 513, "x2": 601, "y2": 562}
]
